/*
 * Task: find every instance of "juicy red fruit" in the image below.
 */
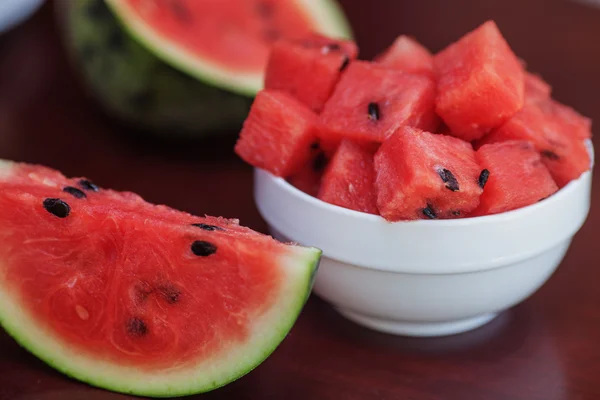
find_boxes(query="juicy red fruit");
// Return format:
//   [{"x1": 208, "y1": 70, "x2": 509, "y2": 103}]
[
  {"x1": 374, "y1": 127, "x2": 482, "y2": 221},
  {"x1": 479, "y1": 99, "x2": 591, "y2": 188},
  {"x1": 265, "y1": 33, "x2": 359, "y2": 113},
  {"x1": 525, "y1": 72, "x2": 552, "y2": 104},
  {"x1": 235, "y1": 90, "x2": 319, "y2": 177},
  {"x1": 319, "y1": 61, "x2": 438, "y2": 147},
  {"x1": 318, "y1": 140, "x2": 378, "y2": 214},
  {"x1": 375, "y1": 35, "x2": 434, "y2": 77},
  {"x1": 434, "y1": 20, "x2": 525, "y2": 141},
  {"x1": 473, "y1": 141, "x2": 558, "y2": 216}
]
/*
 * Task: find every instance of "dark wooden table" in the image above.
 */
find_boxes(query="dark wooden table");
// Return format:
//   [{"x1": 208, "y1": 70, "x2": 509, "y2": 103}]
[{"x1": 1, "y1": 1, "x2": 600, "y2": 399}]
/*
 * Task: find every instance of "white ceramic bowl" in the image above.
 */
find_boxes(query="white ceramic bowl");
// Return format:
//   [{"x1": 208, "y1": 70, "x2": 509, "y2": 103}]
[{"x1": 254, "y1": 146, "x2": 594, "y2": 337}]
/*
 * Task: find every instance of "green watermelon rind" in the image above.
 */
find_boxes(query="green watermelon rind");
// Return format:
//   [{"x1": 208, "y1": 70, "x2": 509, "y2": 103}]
[
  {"x1": 104, "y1": 0, "x2": 354, "y2": 97},
  {"x1": 0, "y1": 221, "x2": 321, "y2": 397}
]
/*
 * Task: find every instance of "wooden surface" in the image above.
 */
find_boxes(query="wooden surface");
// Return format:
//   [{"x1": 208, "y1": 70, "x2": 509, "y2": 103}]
[{"x1": 1, "y1": 1, "x2": 600, "y2": 399}]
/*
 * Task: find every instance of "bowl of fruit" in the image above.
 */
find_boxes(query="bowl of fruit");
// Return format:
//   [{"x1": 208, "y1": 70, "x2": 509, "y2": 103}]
[{"x1": 235, "y1": 21, "x2": 594, "y2": 337}]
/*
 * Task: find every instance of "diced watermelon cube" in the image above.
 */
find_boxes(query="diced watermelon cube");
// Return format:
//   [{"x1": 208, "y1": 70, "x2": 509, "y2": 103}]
[
  {"x1": 374, "y1": 35, "x2": 434, "y2": 76},
  {"x1": 264, "y1": 33, "x2": 359, "y2": 113},
  {"x1": 319, "y1": 61, "x2": 438, "y2": 148},
  {"x1": 525, "y1": 72, "x2": 551, "y2": 104},
  {"x1": 318, "y1": 140, "x2": 378, "y2": 214},
  {"x1": 473, "y1": 141, "x2": 558, "y2": 216},
  {"x1": 434, "y1": 20, "x2": 525, "y2": 141},
  {"x1": 479, "y1": 100, "x2": 591, "y2": 187},
  {"x1": 539, "y1": 99, "x2": 592, "y2": 140},
  {"x1": 374, "y1": 127, "x2": 483, "y2": 221},
  {"x1": 235, "y1": 90, "x2": 319, "y2": 177}
]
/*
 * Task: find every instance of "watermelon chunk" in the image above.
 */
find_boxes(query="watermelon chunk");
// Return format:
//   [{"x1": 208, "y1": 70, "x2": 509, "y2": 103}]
[
  {"x1": 374, "y1": 35, "x2": 434, "y2": 76},
  {"x1": 374, "y1": 127, "x2": 483, "y2": 221},
  {"x1": 318, "y1": 140, "x2": 378, "y2": 214},
  {"x1": 473, "y1": 141, "x2": 558, "y2": 216},
  {"x1": 265, "y1": 33, "x2": 359, "y2": 113},
  {"x1": 480, "y1": 100, "x2": 591, "y2": 187},
  {"x1": 0, "y1": 160, "x2": 321, "y2": 397},
  {"x1": 539, "y1": 99, "x2": 592, "y2": 140},
  {"x1": 434, "y1": 20, "x2": 525, "y2": 141},
  {"x1": 319, "y1": 61, "x2": 438, "y2": 148},
  {"x1": 525, "y1": 72, "x2": 552, "y2": 104},
  {"x1": 235, "y1": 90, "x2": 319, "y2": 177}
]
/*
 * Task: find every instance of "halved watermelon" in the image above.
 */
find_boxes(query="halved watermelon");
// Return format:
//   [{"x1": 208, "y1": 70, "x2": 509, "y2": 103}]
[
  {"x1": 59, "y1": 0, "x2": 352, "y2": 137},
  {"x1": 0, "y1": 159, "x2": 321, "y2": 397}
]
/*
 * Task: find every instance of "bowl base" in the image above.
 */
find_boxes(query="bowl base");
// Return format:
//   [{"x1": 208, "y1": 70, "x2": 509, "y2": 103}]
[{"x1": 336, "y1": 308, "x2": 498, "y2": 337}]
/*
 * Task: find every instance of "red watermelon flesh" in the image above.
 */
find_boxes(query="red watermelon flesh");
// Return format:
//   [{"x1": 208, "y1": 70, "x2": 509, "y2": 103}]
[
  {"x1": 0, "y1": 160, "x2": 320, "y2": 396},
  {"x1": 374, "y1": 127, "x2": 483, "y2": 221},
  {"x1": 120, "y1": 0, "x2": 326, "y2": 74},
  {"x1": 375, "y1": 35, "x2": 434, "y2": 77},
  {"x1": 235, "y1": 90, "x2": 319, "y2": 177},
  {"x1": 525, "y1": 72, "x2": 552, "y2": 104},
  {"x1": 473, "y1": 141, "x2": 558, "y2": 216},
  {"x1": 479, "y1": 101, "x2": 591, "y2": 187},
  {"x1": 434, "y1": 20, "x2": 525, "y2": 141},
  {"x1": 318, "y1": 140, "x2": 378, "y2": 214},
  {"x1": 539, "y1": 99, "x2": 592, "y2": 140},
  {"x1": 319, "y1": 61, "x2": 438, "y2": 148},
  {"x1": 265, "y1": 33, "x2": 359, "y2": 113}
]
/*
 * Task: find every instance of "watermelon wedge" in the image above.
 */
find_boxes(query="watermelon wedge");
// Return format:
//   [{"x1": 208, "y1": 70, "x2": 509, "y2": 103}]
[
  {"x1": 0, "y1": 160, "x2": 321, "y2": 397},
  {"x1": 58, "y1": 0, "x2": 352, "y2": 137},
  {"x1": 105, "y1": 0, "x2": 353, "y2": 96}
]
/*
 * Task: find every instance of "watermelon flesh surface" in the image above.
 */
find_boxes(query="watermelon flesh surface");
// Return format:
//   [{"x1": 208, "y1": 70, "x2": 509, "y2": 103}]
[
  {"x1": 235, "y1": 89, "x2": 319, "y2": 177},
  {"x1": 319, "y1": 61, "x2": 438, "y2": 147},
  {"x1": 0, "y1": 160, "x2": 320, "y2": 397},
  {"x1": 472, "y1": 141, "x2": 558, "y2": 216},
  {"x1": 374, "y1": 127, "x2": 483, "y2": 221},
  {"x1": 434, "y1": 20, "x2": 525, "y2": 141},
  {"x1": 479, "y1": 99, "x2": 591, "y2": 188},
  {"x1": 525, "y1": 72, "x2": 552, "y2": 104},
  {"x1": 265, "y1": 34, "x2": 358, "y2": 113},
  {"x1": 374, "y1": 35, "x2": 434, "y2": 77},
  {"x1": 318, "y1": 140, "x2": 378, "y2": 214}
]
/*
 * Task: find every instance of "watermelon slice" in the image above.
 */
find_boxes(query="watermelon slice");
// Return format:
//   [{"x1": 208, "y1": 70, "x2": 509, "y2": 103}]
[
  {"x1": 472, "y1": 141, "x2": 558, "y2": 216},
  {"x1": 104, "y1": 0, "x2": 353, "y2": 96},
  {"x1": 235, "y1": 90, "x2": 320, "y2": 178},
  {"x1": 480, "y1": 100, "x2": 591, "y2": 187},
  {"x1": 434, "y1": 20, "x2": 525, "y2": 141},
  {"x1": 0, "y1": 160, "x2": 321, "y2": 397},
  {"x1": 374, "y1": 127, "x2": 483, "y2": 221},
  {"x1": 59, "y1": 0, "x2": 352, "y2": 137},
  {"x1": 318, "y1": 140, "x2": 378, "y2": 214},
  {"x1": 374, "y1": 35, "x2": 434, "y2": 76},
  {"x1": 265, "y1": 33, "x2": 359, "y2": 113},
  {"x1": 319, "y1": 61, "x2": 438, "y2": 147}
]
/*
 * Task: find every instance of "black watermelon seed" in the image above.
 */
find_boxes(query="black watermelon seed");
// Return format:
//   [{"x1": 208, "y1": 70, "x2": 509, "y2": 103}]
[
  {"x1": 310, "y1": 141, "x2": 320, "y2": 150},
  {"x1": 478, "y1": 169, "x2": 490, "y2": 189},
  {"x1": 312, "y1": 152, "x2": 328, "y2": 172},
  {"x1": 451, "y1": 210, "x2": 461, "y2": 216},
  {"x1": 158, "y1": 285, "x2": 181, "y2": 304},
  {"x1": 326, "y1": 43, "x2": 342, "y2": 52},
  {"x1": 368, "y1": 102, "x2": 380, "y2": 121},
  {"x1": 191, "y1": 241, "x2": 217, "y2": 257},
  {"x1": 63, "y1": 187, "x2": 87, "y2": 199},
  {"x1": 422, "y1": 205, "x2": 437, "y2": 219},
  {"x1": 191, "y1": 223, "x2": 223, "y2": 231},
  {"x1": 541, "y1": 150, "x2": 560, "y2": 160},
  {"x1": 43, "y1": 199, "x2": 70, "y2": 218},
  {"x1": 79, "y1": 179, "x2": 99, "y2": 192},
  {"x1": 438, "y1": 168, "x2": 459, "y2": 191},
  {"x1": 339, "y1": 55, "x2": 350, "y2": 72},
  {"x1": 126, "y1": 317, "x2": 148, "y2": 337}
]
